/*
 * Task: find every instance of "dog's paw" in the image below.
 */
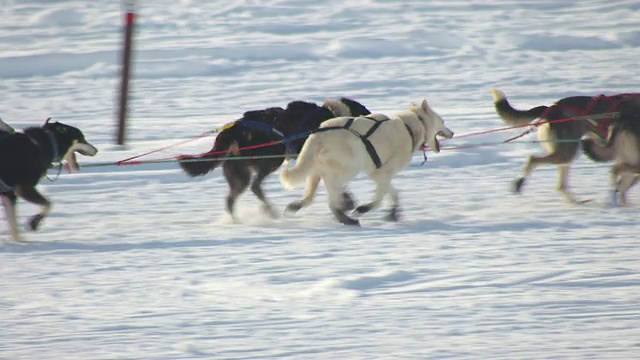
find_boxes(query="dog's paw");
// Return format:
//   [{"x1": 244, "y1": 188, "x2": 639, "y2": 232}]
[
  {"x1": 341, "y1": 217, "x2": 361, "y2": 226},
  {"x1": 384, "y1": 208, "x2": 400, "y2": 222},
  {"x1": 341, "y1": 191, "x2": 356, "y2": 211},
  {"x1": 331, "y1": 207, "x2": 361, "y2": 226},
  {"x1": 354, "y1": 204, "x2": 372, "y2": 215},
  {"x1": 27, "y1": 214, "x2": 44, "y2": 231},
  {"x1": 513, "y1": 177, "x2": 525, "y2": 193},
  {"x1": 262, "y1": 204, "x2": 280, "y2": 219},
  {"x1": 608, "y1": 190, "x2": 620, "y2": 207},
  {"x1": 0, "y1": 237, "x2": 28, "y2": 245},
  {"x1": 285, "y1": 201, "x2": 303, "y2": 213}
]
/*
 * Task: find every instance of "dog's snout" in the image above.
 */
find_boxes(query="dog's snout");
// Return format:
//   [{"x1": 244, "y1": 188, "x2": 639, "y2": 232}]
[
  {"x1": 78, "y1": 143, "x2": 98, "y2": 156},
  {"x1": 437, "y1": 130, "x2": 454, "y2": 139}
]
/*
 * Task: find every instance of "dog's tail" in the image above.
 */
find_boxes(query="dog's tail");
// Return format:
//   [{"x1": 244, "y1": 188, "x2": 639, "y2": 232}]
[
  {"x1": 179, "y1": 128, "x2": 237, "y2": 177},
  {"x1": 280, "y1": 134, "x2": 320, "y2": 189},
  {"x1": 581, "y1": 137, "x2": 616, "y2": 163},
  {"x1": 491, "y1": 89, "x2": 549, "y2": 126}
]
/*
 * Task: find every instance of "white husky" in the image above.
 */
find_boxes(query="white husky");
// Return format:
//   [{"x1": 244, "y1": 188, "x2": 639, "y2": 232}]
[{"x1": 280, "y1": 99, "x2": 454, "y2": 225}]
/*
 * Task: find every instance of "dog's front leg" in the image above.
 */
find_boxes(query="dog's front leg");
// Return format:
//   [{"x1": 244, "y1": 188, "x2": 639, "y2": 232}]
[
  {"x1": 611, "y1": 165, "x2": 639, "y2": 207},
  {"x1": 16, "y1": 186, "x2": 51, "y2": 231},
  {"x1": 354, "y1": 175, "x2": 391, "y2": 217},
  {"x1": 2, "y1": 193, "x2": 23, "y2": 242}
]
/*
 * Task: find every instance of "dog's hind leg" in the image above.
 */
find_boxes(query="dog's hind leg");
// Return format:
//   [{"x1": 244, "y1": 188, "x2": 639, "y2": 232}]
[
  {"x1": 2, "y1": 193, "x2": 23, "y2": 242},
  {"x1": 514, "y1": 155, "x2": 539, "y2": 193},
  {"x1": 250, "y1": 169, "x2": 278, "y2": 218},
  {"x1": 286, "y1": 176, "x2": 355, "y2": 215},
  {"x1": 325, "y1": 178, "x2": 359, "y2": 226},
  {"x1": 556, "y1": 164, "x2": 589, "y2": 204},
  {"x1": 285, "y1": 174, "x2": 321, "y2": 213},
  {"x1": 16, "y1": 186, "x2": 51, "y2": 231},
  {"x1": 514, "y1": 145, "x2": 579, "y2": 199},
  {"x1": 223, "y1": 163, "x2": 251, "y2": 222}
]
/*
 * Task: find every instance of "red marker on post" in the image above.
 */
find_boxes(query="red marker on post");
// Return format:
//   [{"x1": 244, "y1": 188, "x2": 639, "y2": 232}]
[{"x1": 117, "y1": 0, "x2": 136, "y2": 146}]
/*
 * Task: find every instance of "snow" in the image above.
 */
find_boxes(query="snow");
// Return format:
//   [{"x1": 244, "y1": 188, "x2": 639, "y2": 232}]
[{"x1": 1, "y1": 0, "x2": 640, "y2": 359}]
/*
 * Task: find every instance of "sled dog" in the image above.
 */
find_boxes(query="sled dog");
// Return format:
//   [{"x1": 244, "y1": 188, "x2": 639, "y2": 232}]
[
  {"x1": 491, "y1": 88, "x2": 640, "y2": 203},
  {"x1": 0, "y1": 118, "x2": 98, "y2": 242},
  {"x1": 280, "y1": 99, "x2": 454, "y2": 225},
  {"x1": 582, "y1": 115, "x2": 640, "y2": 206}
]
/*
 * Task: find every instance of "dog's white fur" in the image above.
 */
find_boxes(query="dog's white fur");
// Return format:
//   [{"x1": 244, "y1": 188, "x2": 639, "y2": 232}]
[
  {"x1": 322, "y1": 99, "x2": 351, "y2": 118},
  {"x1": 280, "y1": 99, "x2": 454, "y2": 222}
]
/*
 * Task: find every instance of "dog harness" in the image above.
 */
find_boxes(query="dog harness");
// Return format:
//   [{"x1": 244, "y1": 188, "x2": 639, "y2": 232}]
[
  {"x1": 314, "y1": 116, "x2": 416, "y2": 169},
  {"x1": 234, "y1": 119, "x2": 285, "y2": 138},
  {"x1": 44, "y1": 130, "x2": 61, "y2": 163},
  {"x1": 540, "y1": 93, "x2": 640, "y2": 139},
  {"x1": 25, "y1": 129, "x2": 61, "y2": 164},
  {"x1": 586, "y1": 94, "x2": 639, "y2": 138},
  {"x1": 234, "y1": 118, "x2": 294, "y2": 155}
]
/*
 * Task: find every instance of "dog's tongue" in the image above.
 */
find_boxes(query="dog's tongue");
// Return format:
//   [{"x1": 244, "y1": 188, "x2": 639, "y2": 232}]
[{"x1": 64, "y1": 152, "x2": 79, "y2": 173}]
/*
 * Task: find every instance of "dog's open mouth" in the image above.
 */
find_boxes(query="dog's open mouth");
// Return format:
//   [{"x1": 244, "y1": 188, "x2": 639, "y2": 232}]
[
  {"x1": 63, "y1": 142, "x2": 98, "y2": 173},
  {"x1": 432, "y1": 137, "x2": 441, "y2": 153},
  {"x1": 431, "y1": 130, "x2": 454, "y2": 153}
]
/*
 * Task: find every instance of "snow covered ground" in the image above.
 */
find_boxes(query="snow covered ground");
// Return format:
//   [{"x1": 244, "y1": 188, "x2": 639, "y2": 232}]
[{"x1": 1, "y1": 0, "x2": 639, "y2": 359}]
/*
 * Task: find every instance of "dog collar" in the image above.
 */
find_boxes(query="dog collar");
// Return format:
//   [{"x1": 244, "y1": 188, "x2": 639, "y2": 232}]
[
  {"x1": 404, "y1": 123, "x2": 417, "y2": 151},
  {"x1": 45, "y1": 130, "x2": 61, "y2": 163}
]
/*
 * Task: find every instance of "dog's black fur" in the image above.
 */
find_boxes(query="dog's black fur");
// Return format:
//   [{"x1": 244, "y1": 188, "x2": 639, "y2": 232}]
[
  {"x1": 179, "y1": 98, "x2": 371, "y2": 220},
  {"x1": 0, "y1": 119, "x2": 98, "y2": 242}
]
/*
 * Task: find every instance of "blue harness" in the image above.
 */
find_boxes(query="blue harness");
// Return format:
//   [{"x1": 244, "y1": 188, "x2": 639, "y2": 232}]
[{"x1": 234, "y1": 119, "x2": 284, "y2": 138}]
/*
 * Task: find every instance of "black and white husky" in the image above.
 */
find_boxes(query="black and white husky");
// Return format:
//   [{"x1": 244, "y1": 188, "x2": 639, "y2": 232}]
[
  {"x1": 582, "y1": 115, "x2": 640, "y2": 206},
  {"x1": 0, "y1": 118, "x2": 98, "y2": 242},
  {"x1": 491, "y1": 89, "x2": 640, "y2": 203},
  {"x1": 280, "y1": 100, "x2": 454, "y2": 225}
]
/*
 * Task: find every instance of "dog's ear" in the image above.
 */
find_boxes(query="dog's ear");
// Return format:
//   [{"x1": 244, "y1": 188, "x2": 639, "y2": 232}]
[
  {"x1": 44, "y1": 117, "x2": 52, "y2": 125},
  {"x1": 421, "y1": 99, "x2": 429, "y2": 111}
]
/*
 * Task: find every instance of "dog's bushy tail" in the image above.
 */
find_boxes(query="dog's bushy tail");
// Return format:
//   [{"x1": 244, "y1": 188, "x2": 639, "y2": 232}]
[
  {"x1": 280, "y1": 134, "x2": 320, "y2": 189},
  {"x1": 179, "y1": 128, "x2": 236, "y2": 177},
  {"x1": 491, "y1": 89, "x2": 548, "y2": 126},
  {"x1": 581, "y1": 137, "x2": 616, "y2": 162}
]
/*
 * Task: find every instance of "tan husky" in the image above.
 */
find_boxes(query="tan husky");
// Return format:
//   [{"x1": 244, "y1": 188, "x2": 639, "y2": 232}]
[{"x1": 491, "y1": 88, "x2": 640, "y2": 203}]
